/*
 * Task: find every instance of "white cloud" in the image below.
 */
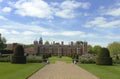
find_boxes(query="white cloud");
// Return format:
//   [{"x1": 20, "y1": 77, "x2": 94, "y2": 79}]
[
  {"x1": 84, "y1": 13, "x2": 89, "y2": 16},
  {"x1": 0, "y1": 16, "x2": 7, "y2": 20},
  {"x1": 10, "y1": 0, "x2": 90, "y2": 19},
  {"x1": 0, "y1": 0, "x2": 3, "y2": 3},
  {"x1": 2, "y1": 7, "x2": 12, "y2": 12},
  {"x1": 55, "y1": 9, "x2": 75, "y2": 19},
  {"x1": 88, "y1": 41, "x2": 109, "y2": 47},
  {"x1": 14, "y1": 0, "x2": 53, "y2": 19},
  {"x1": 54, "y1": 0, "x2": 90, "y2": 19},
  {"x1": 106, "y1": 8, "x2": 120, "y2": 16},
  {"x1": 84, "y1": 17, "x2": 120, "y2": 28},
  {"x1": 23, "y1": 31, "x2": 36, "y2": 35},
  {"x1": 11, "y1": 30, "x2": 20, "y2": 34},
  {"x1": 0, "y1": 28, "x2": 10, "y2": 34},
  {"x1": 1, "y1": 22, "x2": 48, "y2": 32},
  {"x1": 7, "y1": 35, "x2": 35, "y2": 44},
  {"x1": 61, "y1": 31, "x2": 84, "y2": 36}
]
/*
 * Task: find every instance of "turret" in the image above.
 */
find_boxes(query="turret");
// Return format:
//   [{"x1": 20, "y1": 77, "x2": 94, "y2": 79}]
[
  {"x1": 34, "y1": 40, "x2": 38, "y2": 46},
  {"x1": 39, "y1": 37, "x2": 43, "y2": 45},
  {"x1": 71, "y1": 41, "x2": 73, "y2": 46},
  {"x1": 61, "y1": 41, "x2": 64, "y2": 45},
  {"x1": 83, "y1": 41, "x2": 87, "y2": 54}
]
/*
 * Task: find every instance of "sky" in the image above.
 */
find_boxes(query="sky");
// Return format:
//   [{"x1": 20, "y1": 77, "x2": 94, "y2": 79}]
[{"x1": 0, "y1": 0, "x2": 120, "y2": 47}]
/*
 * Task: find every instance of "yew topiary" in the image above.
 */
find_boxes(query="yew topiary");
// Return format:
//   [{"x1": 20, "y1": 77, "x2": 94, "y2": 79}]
[
  {"x1": 96, "y1": 48, "x2": 112, "y2": 65},
  {"x1": 11, "y1": 45, "x2": 26, "y2": 64}
]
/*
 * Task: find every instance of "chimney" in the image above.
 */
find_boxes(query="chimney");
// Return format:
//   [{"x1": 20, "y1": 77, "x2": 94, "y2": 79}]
[
  {"x1": 61, "y1": 41, "x2": 64, "y2": 45},
  {"x1": 71, "y1": 41, "x2": 73, "y2": 46}
]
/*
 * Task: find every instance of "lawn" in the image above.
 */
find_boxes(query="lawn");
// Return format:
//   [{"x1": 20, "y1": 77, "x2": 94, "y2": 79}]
[
  {"x1": 79, "y1": 64, "x2": 120, "y2": 79},
  {"x1": 0, "y1": 62, "x2": 45, "y2": 79},
  {"x1": 49, "y1": 56, "x2": 72, "y2": 63}
]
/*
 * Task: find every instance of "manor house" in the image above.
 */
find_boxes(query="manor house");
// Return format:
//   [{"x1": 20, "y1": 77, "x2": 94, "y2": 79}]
[{"x1": 34, "y1": 37, "x2": 87, "y2": 56}]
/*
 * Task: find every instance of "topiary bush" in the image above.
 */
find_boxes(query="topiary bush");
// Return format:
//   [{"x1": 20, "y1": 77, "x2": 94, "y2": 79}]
[
  {"x1": 96, "y1": 48, "x2": 112, "y2": 65},
  {"x1": 11, "y1": 45, "x2": 26, "y2": 64}
]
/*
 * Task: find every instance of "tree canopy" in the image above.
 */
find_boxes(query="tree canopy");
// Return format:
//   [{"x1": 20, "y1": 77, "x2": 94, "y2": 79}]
[
  {"x1": 87, "y1": 45, "x2": 94, "y2": 54},
  {"x1": 0, "y1": 37, "x2": 7, "y2": 50},
  {"x1": 75, "y1": 41, "x2": 83, "y2": 45},
  {"x1": 108, "y1": 42, "x2": 120, "y2": 56},
  {"x1": 87, "y1": 45, "x2": 102, "y2": 55},
  {"x1": 93, "y1": 45, "x2": 102, "y2": 55},
  {"x1": 44, "y1": 41, "x2": 50, "y2": 45}
]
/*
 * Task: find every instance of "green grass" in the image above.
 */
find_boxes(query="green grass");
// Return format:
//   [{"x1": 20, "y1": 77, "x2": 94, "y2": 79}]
[
  {"x1": 0, "y1": 62, "x2": 45, "y2": 79},
  {"x1": 79, "y1": 64, "x2": 120, "y2": 79},
  {"x1": 49, "y1": 56, "x2": 72, "y2": 63}
]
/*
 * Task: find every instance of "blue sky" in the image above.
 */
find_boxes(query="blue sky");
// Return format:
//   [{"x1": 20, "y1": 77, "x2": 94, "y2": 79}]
[{"x1": 0, "y1": 0, "x2": 120, "y2": 47}]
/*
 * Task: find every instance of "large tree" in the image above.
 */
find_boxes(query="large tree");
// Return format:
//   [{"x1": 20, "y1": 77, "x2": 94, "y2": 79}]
[
  {"x1": 0, "y1": 37, "x2": 7, "y2": 49},
  {"x1": 75, "y1": 41, "x2": 83, "y2": 45},
  {"x1": 44, "y1": 41, "x2": 50, "y2": 45},
  {"x1": 93, "y1": 45, "x2": 102, "y2": 55},
  {"x1": 87, "y1": 45, "x2": 94, "y2": 54},
  {"x1": 108, "y1": 42, "x2": 120, "y2": 56}
]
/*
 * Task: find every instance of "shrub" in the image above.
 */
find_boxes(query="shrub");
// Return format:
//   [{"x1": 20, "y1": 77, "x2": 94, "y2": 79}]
[
  {"x1": 79, "y1": 54, "x2": 96, "y2": 64},
  {"x1": 80, "y1": 58, "x2": 95, "y2": 64},
  {"x1": 11, "y1": 45, "x2": 26, "y2": 64},
  {"x1": 96, "y1": 48, "x2": 112, "y2": 65},
  {"x1": 113, "y1": 55, "x2": 120, "y2": 64},
  {"x1": 26, "y1": 56, "x2": 42, "y2": 63}
]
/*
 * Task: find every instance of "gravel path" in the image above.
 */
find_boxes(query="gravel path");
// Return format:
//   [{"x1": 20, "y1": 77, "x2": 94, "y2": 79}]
[{"x1": 28, "y1": 61, "x2": 99, "y2": 79}]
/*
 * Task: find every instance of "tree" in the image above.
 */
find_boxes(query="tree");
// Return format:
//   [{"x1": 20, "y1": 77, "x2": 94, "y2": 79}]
[
  {"x1": 87, "y1": 45, "x2": 94, "y2": 54},
  {"x1": 96, "y1": 48, "x2": 112, "y2": 65},
  {"x1": 44, "y1": 41, "x2": 49, "y2": 45},
  {"x1": 108, "y1": 42, "x2": 120, "y2": 56},
  {"x1": 24, "y1": 44, "x2": 34, "y2": 48},
  {"x1": 93, "y1": 45, "x2": 102, "y2": 55},
  {"x1": 75, "y1": 41, "x2": 82, "y2": 45},
  {"x1": 0, "y1": 37, "x2": 7, "y2": 49}
]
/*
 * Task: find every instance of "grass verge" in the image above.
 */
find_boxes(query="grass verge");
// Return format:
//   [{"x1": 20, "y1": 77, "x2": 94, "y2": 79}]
[
  {"x1": 79, "y1": 64, "x2": 120, "y2": 79},
  {"x1": 0, "y1": 62, "x2": 45, "y2": 79},
  {"x1": 49, "y1": 56, "x2": 72, "y2": 63}
]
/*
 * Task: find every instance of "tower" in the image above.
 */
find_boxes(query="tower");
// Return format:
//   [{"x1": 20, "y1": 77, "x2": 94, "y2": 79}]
[
  {"x1": 34, "y1": 40, "x2": 39, "y2": 54},
  {"x1": 39, "y1": 37, "x2": 43, "y2": 45},
  {"x1": 38, "y1": 37, "x2": 43, "y2": 55},
  {"x1": 83, "y1": 41, "x2": 88, "y2": 54}
]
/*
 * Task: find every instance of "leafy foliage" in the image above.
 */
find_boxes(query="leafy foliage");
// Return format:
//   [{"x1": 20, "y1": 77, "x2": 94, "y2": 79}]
[
  {"x1": 108, "y1": 42, "x2": 120, "y2": 56},
  {"x1": 87, "y1": 45, "x2": 94, "y2": 54},
  {"x1": 80, "y1": 54, "x2": 96, "y2": 64},
  {"x1": 0, "y1": 37, "x2": 7, "y2": 50},
  {"x1": 93, "y1": 45, "x2": 102, "y2": 55},
  {"x1": 44, "y1": 41, "x2": 50, "y2": 45}
]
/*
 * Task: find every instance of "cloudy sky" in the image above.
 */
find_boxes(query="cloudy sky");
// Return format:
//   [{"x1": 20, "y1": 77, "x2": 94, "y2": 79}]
[{"x1": 0, "y1": 0, "x2": 120, "y2": 47}]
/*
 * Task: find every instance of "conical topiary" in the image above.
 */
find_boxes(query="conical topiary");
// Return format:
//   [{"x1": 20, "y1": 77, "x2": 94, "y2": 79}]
[{"x1": 11, "y1": 45, "x2": 26, "y2": 64}]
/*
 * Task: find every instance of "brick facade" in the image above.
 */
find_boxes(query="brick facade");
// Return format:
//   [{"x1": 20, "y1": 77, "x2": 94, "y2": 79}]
[{"x1": 34, "y1": 37, "x2": 88, "y2": 56}]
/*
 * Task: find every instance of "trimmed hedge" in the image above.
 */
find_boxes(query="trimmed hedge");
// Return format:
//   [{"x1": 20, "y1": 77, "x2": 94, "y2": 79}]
[
  {"x1": 27, "y1": 56, "x2": 42, "y2": 63},
  {"x1": 0, "y1": 57, "x2": 10, "y2": 62},
  {"x1": 96, "y1": 57, "x2": 112, "y2": 65},
  {"x1": 96, "y1": 48, "x2": 112, "y2": 65},
  {"x1": 0, "y1": 50, "x2": 13, "y2": 54},
  {"x1": 11, "y1": 45, "x2": 26, "y2": 64},
  {"x1": 11, "y1": 56, "x2": 26, "y2": 64}
]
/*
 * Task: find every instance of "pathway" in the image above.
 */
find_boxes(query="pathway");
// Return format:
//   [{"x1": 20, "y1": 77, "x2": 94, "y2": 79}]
[{"x1": 28, "y1": 61, "x2": 99, "y2": 79}]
